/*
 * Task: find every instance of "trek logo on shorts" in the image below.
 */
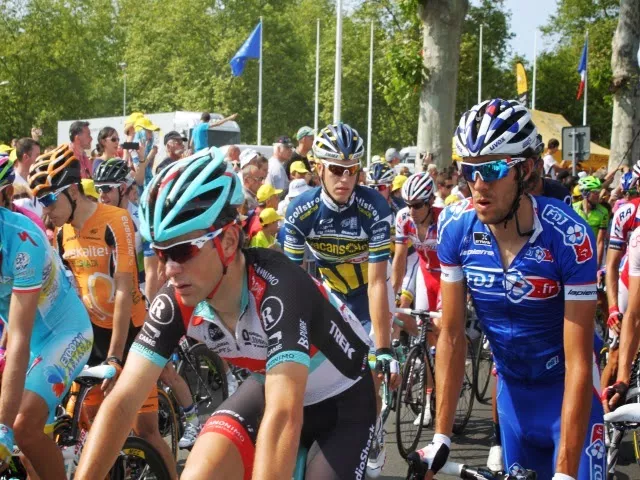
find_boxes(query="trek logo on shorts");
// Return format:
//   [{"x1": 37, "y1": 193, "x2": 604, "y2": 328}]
[{"x1": 586, "y1": 423, "x2": 605, "y2": 478}]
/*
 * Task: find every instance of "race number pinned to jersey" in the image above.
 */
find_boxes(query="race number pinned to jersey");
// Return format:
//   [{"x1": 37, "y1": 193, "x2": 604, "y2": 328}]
[{"x1": 541, "y1": 204, "x2": 593, "y2": 263}]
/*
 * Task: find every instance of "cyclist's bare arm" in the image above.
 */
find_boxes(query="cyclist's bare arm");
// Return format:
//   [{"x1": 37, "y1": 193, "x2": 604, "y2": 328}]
[
  {"x1": 75, "y1": 352, "x2": 163, "y2": 480},
  {"x1": 606, "y1": 248, "x2": 624, "y2": 314},
  {"x1": 433, "y1": 280, "x2": 467, "y2": 437},
  {"x1": 597, "y1": 229, "x2": 607, "y2": 268},
  {"x1": 368, "y1": 261, "x2": 391, "y2": 350},
  {"x1": 616, "y1": 272, "x2": 640, "y2": 387},
  {"x1": 252, "y1": 362, "x2": 307, "y2": 480},
  {"x1": 391, "y1": 242, "x2": 408, "y2": 295},
  {"x1": 109, "y1": 272, "x2": 134, "y2": 362},
  {"x1": 556, "y1": 299, "x2": 597, "y2": 477},
  {"x1": 0, "y1": 291, "x2": 39, "y2": 426}
]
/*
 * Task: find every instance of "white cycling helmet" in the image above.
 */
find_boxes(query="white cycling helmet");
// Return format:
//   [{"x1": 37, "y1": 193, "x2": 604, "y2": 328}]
[
  {"x1": 455, "y1": 99, "x2": 538, "y2": 158},
  {"x1": 633, "y1": 159, "x2": 640, "y2": 179},
  {"x1": 401, "y1": 172, "x2": 435, "y2": 203}
]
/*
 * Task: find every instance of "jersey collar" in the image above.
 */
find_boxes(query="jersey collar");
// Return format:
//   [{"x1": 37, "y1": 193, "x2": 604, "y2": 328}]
[
  {"x1": 528, "y1": 195, "x2": 543, "y2": 243},
  {"x1": 321, "y1": 187, "x2": 356, "y2": 213}
]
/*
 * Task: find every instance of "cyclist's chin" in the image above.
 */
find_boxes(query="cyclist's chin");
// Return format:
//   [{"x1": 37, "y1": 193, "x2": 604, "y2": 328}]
[{"x1": 329, "y1": 186, "x2": 354, "y2": 204}]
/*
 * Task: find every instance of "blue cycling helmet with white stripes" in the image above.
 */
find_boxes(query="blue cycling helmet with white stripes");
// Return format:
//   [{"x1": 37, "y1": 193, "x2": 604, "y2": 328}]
[
  {"x1": 367, "y1": 161, "x2": 396, "y2": 185},
  {"x1": 455, "y1": 99, "x2": 538, "y2": 158},
  {"x1": 621, "y1": 171, "x2": 638, "y2": 192},
  {"x1": 139, "y1": 147, "x2": 243, "y2": 243},
  {"x1": 312, "y1": 123, "x2": 364, "y2": 162}
]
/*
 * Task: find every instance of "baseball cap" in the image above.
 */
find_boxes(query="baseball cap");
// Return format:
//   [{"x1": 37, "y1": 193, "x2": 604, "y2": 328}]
[
  {"x1": 125, "y1": 112, "x2": 144, "y2": 127},
  {"x1": 275, "y1": 136, "x2": 293, "y2": 147},
  {"x1": 134, "y1": 117, "x2": 160, "y2": 132},
  {"x1": 392, "y1": 175, "x2": 407, "y2": 192},
  {"x1": 385, "y1": 148, "x2": 400, "y2": 162},
  {"x1": 259, "y1": 208, "x2": 284, "y2": 226},
  {"x1": 240, "y1": 149, "x2": 259, "y2": 169},
  {"x1": 81, "y1": 179, "x2": 99, "y2": 199},
  {"x1": 287, "y1": 179, "x2": 312, "y2": 198},
  {"x1": 577, "y1": 171, "x2": 587, "y2": 179},
  {"x1": 296, "y1": 126, "x2": 314, "y2": 141},
  {"x1": 290, "y1": 161, "x2": 309, "y2": 174},
  {"x1": 163, "y1": 131, "x2": 187, "y2": 145},
  {"x1": 371, "y1": 155, "x2": 381, "y2": 164},
  {"x1": 257, "y1": 184, "x2": 283, "y2": 203}
]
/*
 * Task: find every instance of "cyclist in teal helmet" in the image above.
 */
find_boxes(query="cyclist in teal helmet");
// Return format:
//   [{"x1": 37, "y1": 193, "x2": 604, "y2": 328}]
[{"x1": 76, "y1": 147, "x2": 378, "y2": 480}]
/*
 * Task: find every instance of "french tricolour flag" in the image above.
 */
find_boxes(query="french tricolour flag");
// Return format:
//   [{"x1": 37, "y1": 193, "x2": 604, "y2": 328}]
[{"x1": 576, "y1": 39, "x2": 588, "y2": 100}]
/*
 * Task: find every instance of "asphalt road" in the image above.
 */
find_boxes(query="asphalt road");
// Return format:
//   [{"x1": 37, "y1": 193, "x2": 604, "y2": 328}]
[{"x1": 172, "y1": 381, "x2": 640, "y2": 479}]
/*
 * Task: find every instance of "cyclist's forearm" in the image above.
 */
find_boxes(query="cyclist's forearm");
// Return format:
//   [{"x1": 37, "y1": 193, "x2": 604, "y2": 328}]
[
  {"x1": 596, "y1": 231, "x2": 606, "y2": 267},
  {"x1": 433, "y1": 324, "x2": 466, "y2": 436},
  {"x1": 605, "y1": 252, "x2": 621, "y2": 308},
  {"x1": 252, "y1": 407, "x2": 302, "y2": 480},
  {"x1": 556, "y1": 363, "x2": 591, "y2": 476},
  {"x1": 0, "y1": 337, "x2": 30, "y2": 426},
  {"x1": 391, "y1": 250, "x2": 406, "y2": 295},
  {"x1": 109, "y1": 289, "x2": 133, "y2": 360},
  {"x1": 617, "y1": 310, "x2": 640, "y2": 383},
  {"x1": 368, "y1": 277, "x2": 391, "y2": 349}
]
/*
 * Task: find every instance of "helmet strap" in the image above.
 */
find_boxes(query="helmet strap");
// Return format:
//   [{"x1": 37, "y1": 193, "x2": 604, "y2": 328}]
[
  {"x1": 62, "y1": 188, "x2": 77, "y2": 224},
  {"x1": 206, "y1": 225, "x2": 238, "y2": 300},
  {"x1": 496, "y1": 164, "x2": 533, "y2": 237}
]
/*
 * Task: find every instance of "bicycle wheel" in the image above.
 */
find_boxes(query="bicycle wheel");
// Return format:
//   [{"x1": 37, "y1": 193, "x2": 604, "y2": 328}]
[
  {"x1": 177, "y1": 343, "x2": 228, "y2": 409},
  {"x1": 452, "y1": 336, "x2": 475, "y2": 435},
  {"x1": 395, "y1": 345, "x2": 427, "y2": 459},
  {"x1": 110, "y1": 435, "x2": 171, "y2": 480},
  {"x1": 473, "y1": 334, "x2": 493, "y2": 404},
  {"x1": 157, "y1": 387, "x2": 180, "y2": 460}
]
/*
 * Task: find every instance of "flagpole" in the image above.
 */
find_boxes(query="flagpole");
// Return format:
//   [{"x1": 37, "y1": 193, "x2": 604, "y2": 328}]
[
  {"x1": 333, "y1": 0, "x2": 343, "y2": 124},
  {"x1": 532, "y1": 30, "x2": 537, "y2": 110},
  {"x1": 583, "y1": 30, "x2": 588, "y2": 126},
  {"x1": 257, "y1": 17, "x2": 263, "y2": 145},
  {"x1": 314, "y1": 19, "x2": 320, "y2": 133},
  {"x1": 477, "y1": 24, "x2": 483, "y2": 104},
  {"x1": 367, "y1": 21, "x2": 374, "y2": 169}
]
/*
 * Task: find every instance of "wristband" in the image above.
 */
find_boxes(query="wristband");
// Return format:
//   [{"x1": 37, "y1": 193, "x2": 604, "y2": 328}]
[
  {"x1": 106, "y1": 356, "x2": 123, "y2": 367},
  {"x1": 433, "y1": 433, "x2": 451, "y2": 448},
  {"x1": 609, "y1": 306, "x2": 620, "y2": 315},
  {"x1": 552, "y1": 474, "x2": 575, "y2": 480}
]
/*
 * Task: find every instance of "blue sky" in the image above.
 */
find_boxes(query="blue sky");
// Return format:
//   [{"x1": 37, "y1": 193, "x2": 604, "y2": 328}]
[{"x1": 499, "y1": 0, "x2": 558, "y2": 62}]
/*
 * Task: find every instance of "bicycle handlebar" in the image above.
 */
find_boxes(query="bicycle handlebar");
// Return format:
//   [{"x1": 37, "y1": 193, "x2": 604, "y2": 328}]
[{"x1": 395, "y1": 308, "x2": 442, "y2": 319}]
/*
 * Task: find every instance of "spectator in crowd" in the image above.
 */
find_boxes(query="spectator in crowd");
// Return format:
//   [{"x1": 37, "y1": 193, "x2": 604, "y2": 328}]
[
  {"x1": 93, "y1": 126, "x2": 120, "y2": 174},
  {"x1": 81, "y1": 178, "x2": 100, "y2": 202},
  {"x1": 154, "y1": 131, "x2": 187, "y2": 173},
  {"x1": 266, "y1": 136, "x2": 293, "y2": 191},
  {"x1": 433, "y1": 171, "x2": 454, "y2": 208},
  {"x1": 190, "y1": 112, "x2": 238, "y2": 152},
  {"x1": 30, "y1": 127, "x2": 43, "y2": 142},
  {"x1": 385, "y1": 148, "x2": 401, "y2": 168},
  {"x1": 399, "y1": 166, "x2": 411, "y2": 177},
  {"x1": 526, "y1": 155, "x2": 571, "y2": 204},
  {"x1": 358, "y1": 167, "x2": 368, "y2": 185},
  {"x1": 12, "y1": 138, "x2": 42, "y2": 217},
  {"x1": 132, "y1": 117, "x2": 160, "y2": 188},
  {"x1": 390, "y1": 174, "x2": 407, "y2": 210},
  {"x1": 122, "y1": 112, "x2": 144, "y2": 167},
  {"x1": 371, "y1": 155, "x2": 381, "y2": 164},
  {"x1": 225, "y1": 145, "x2": 241, "y2": 165},
  {"x1": 426, "y1": 163, "x2": 438, "y2": 181},
  {"x1": 278, "y1": 178, "x2": 312, "y2": 216},
  {"x1": 247, "y1": 184, "x2": 282, "y2": 239},
  {"x1": 10, "y1": 138, "x2": 17, "y2": 148},
  {"x1": 241, "y1": 159, "x2": 266, "y2": 211},
  {"x1": 69, "y1": 120, "x2": 93, "y2": 178},
  {"x1": 285, "y1": 126, "x2": 314, "y2": 176},
  {"x1": 289, "y1": 160, "x2": 310, "y2": 183},
  {"x1": 542, "y1": 138, "x2": 563, "y2": 179},
  {"x1": 249, "y1": 208, "x2": 283, "y2": 249}
]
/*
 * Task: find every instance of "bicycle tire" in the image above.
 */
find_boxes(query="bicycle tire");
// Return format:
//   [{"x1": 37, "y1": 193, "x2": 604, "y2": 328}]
[
  {"x1": 157, "y1": 387, "x2": 180, "y2": 460},
  {"x1": 109, "y1": 435, "x2": 171, "y2": 480},
  {"x1": 473, "y1": 334, "x2": 492, "y2": 404},
  {"x1": 395, "y1": 345, "x2": 427, "y2": 459},
  {"x1": 177, "y1": 343, "x2": 228, "y2": 409},
  {"x1": 452, "y1": 336, "x2": 475, "y2": 435}
]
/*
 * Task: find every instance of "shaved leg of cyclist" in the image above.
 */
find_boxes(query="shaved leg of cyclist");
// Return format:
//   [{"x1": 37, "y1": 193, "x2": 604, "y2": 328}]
[{"x1": 32, "y1": 147, "x2": 176, "y2": 477}]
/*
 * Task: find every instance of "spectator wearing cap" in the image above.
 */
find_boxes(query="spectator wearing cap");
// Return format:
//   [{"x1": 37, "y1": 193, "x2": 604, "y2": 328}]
[
  {"x1": 154, "y1": 131, "x2": 187, "y2": 173},
  {"x1": 190, "y1": 112, "x2": 239, "y2": 152},
  {"x1": 249, "y1": 208, "x2": 283, "y2": 249},
  {"x1": 132, "y1": 117, "x2": 160, "y2": 188},
  {"x1": 285, "y1": 126, "x2": 314, "y2": 177},
  {"x1": 289, "y1": 161, "x2": 310, "y2": 183},
  {"x1": 391, "y1": 175, "x2": 407, "y2": 210},
  {"x1": 278, "y1": 178, "x2": 312, "y2": 217},
  {"x1": 121, "y1": 112, "x2": 144, "y2": 167},
  {"x1": 246, "y1": 184, "x2": 282, "y2": 240},
  {"x1": 241, "y1": 151, "x2": 266, "y2": 211},
  {"x1": 385, "y1": 148, "x2": 401, "y2": 168},
  {"x1": 266, "y1": 136, "x2": 293, "y2": 191},
  {"x1": 69, "y1": 120, "x2": 93, "y2": 179}
]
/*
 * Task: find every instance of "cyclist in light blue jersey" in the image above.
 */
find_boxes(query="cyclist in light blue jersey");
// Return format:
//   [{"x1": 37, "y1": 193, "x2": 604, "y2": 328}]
[{"x1": 410, "y1": 99, "x2": 604, "y2": 480}]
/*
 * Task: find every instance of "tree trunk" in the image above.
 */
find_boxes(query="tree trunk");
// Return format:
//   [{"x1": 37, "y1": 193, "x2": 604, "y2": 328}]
[
  {"x1": 416, "y1": 0, "x2": 469, "y2": 172},
  {"x1": 608, "y1": 0, "x2": 640, "y2": 171}
]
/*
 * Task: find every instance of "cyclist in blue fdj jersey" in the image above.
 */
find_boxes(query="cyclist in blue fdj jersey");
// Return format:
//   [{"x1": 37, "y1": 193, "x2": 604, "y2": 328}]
[
  {"x1": 283, "y1": 123, "x2": 398, "y2": 477},
  {"x1": 74, "y1": 149, "x2": 377, "y2": 480},
  {"x1": 0, "y1": 175, "x2": 93, "y2": 476},
  {"x1": 410, "y1": 99, "x2": 604, "y2": 480}
]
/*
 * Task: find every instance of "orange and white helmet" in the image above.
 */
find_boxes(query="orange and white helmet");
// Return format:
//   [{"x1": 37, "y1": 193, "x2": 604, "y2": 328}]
[{"x1": 28, "y1": 144, "x2": 81, "y2": 197}]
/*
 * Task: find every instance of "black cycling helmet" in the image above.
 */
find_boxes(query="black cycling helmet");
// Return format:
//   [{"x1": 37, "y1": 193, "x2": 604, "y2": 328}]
[{"x1": 93, "y1": 159, "x2": 130, "y2": 184}]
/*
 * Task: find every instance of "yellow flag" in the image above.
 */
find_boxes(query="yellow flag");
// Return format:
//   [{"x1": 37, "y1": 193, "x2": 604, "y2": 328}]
[{"x1": 516, "y1": 63, "x2": 528, "y2": 106}]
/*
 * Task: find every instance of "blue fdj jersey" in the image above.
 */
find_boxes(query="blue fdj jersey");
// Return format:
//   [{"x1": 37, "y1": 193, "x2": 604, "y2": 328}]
[
  {"x1": 283, "y1": 186, "x2": 392, "y2": 296},
  {"x1": 0, "y1": 208, "x2": 78, "y2": 338},
  {"x1": 437, "y1": 196, "x2": 597, "y2": 383}
]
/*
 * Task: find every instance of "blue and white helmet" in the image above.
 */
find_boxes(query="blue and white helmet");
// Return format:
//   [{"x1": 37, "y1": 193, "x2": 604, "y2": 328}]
[
  {"x1": 455, "y1": 99, "x2": 538, "y2": 157},
  {"x1": 313, "y1": 123, "x2": 364, "y2": 162},
  {"x1": 139, "y1": 147, "x2": 244, "y2": 243},
  {"x1": 367, "y1": 161, "x2": 396, "y2": 185},
  {"x1": 621, "y1": 171, "x2": 638, "y2": 192}
]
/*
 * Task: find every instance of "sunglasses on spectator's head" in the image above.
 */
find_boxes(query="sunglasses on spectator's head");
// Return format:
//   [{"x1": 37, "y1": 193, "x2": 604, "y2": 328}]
[
  {"x1": 152, "y1": 228, "x2": 224, "y2": 264},
  {"x1": 322, "y1": 161, "x2": 360, "y2": 177},
  {"x1": 460, "y1": 157, "x2": 526, "y2": 183},
  {"x1": 37, "y1": 185, "x2": 71, "y2": 208}
]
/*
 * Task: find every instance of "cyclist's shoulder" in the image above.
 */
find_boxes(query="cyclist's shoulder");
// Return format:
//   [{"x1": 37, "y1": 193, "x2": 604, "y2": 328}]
[
  {"x1": 285, "y1": 186, "x2": 322, "y2": 222},
  {"x1": 438, "y1": 198, "x2": 475, "y2": 226},
  {"x1": 245, "y1": 247, "x2": 310, "y2": 288},
  {"x1": 541, "y1": 178, "x2": 571, "y2": 204},
  {"x1": 0, "y1": 207, "x2": 38, "y2": 232}
]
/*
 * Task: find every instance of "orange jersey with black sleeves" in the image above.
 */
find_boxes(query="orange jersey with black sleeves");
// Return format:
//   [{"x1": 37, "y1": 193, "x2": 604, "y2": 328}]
[{"x1": 54, "y1": 204, "x2": 145, "y2": 328}]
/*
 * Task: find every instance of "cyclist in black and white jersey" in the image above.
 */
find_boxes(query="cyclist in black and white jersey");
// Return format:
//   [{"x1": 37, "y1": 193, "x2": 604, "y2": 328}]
[{"x1": 75, "y1": 148, "x2": 377, "y2": 480}]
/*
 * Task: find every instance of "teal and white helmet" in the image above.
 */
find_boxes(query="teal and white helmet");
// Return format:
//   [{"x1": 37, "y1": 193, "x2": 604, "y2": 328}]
[{"x1": 139, "y1": 147, "x2": 243, "y2": 243}]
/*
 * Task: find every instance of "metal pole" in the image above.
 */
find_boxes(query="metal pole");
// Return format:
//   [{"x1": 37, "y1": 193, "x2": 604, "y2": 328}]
[
  {"x1": 314, "y1": 19, "x2": 320, "y2": 133},
  {"x1": 366, "y1": 21, "x2": 374, "y2": 169},
  {"x1": 258, "y1": 17, "x2": 263, "y2": 145},
  {"x1": 572, "y1": 129, "x2": 577, "y2": 176},
  {"x1": 333, "y1": 0, "x2": 343, "y2": 123},
  {"x1": 583, "y1": 30, "x2": 588, "y2": 126},
  {"x1": 123, "y1": 70, "x2": 127, "y2": 117},
  {"x1": 532, "y1": 31, "x2": 537, "y2": 110},
  {"x1": 477, "y1": 24, "x2": 483, "y2": 104}
]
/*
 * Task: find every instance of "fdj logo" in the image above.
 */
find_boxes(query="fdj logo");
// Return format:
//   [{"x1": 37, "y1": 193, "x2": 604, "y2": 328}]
[
  {"x1": 466, "y1": 270, "x2": 497, "y2": 289},
  {"x1": 505, "y1": 271, "x2": 534, "y2": 302}
]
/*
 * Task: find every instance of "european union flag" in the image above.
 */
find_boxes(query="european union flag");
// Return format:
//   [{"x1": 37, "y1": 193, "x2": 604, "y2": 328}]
[{"x1": 230, "y1": 22, "x2": 262, "y2": 77}]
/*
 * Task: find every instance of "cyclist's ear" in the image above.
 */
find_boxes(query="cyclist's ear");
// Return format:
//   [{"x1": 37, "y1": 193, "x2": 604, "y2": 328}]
[
  {"x1": 221, "y1": 225, "x2": 242, "y2": 256},
  {"x1": 521, "y1": 157, "x2": 535, "y2": 183}
]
